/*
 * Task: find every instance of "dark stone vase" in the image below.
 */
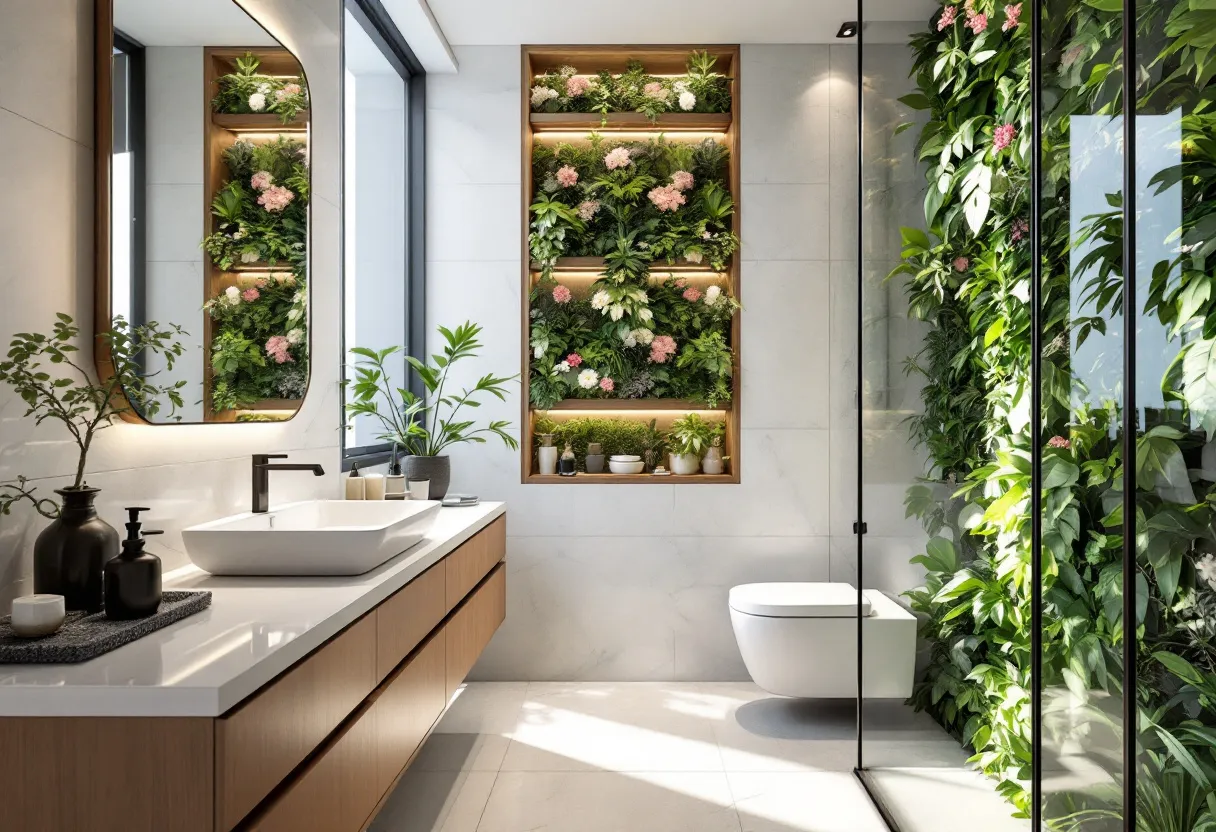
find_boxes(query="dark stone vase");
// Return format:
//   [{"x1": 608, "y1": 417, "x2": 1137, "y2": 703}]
[
  {"x1": 404, "y1": 455, "x2": 451, "y2": 500},
  {"x1": 34, "y1": 487, "x2": 120, "y2": 613}
]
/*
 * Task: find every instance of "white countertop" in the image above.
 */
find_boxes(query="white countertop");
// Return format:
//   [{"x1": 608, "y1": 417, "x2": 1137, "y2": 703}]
[{"x1": 0, "y1": 502, "x2": 505, "y2": 718}]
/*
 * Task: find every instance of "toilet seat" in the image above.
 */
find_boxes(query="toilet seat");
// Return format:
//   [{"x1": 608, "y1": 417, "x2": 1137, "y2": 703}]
[{"x1": 729, "y1": 582, "x2": 871, "y2": 618}]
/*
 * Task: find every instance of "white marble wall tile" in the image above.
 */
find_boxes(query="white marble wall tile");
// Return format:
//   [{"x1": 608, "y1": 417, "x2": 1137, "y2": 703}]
[
  {"x1": 427, "y1": 183, "x2": 521, "y2": 262},
  {"x1": 146, "y1": 184, "x2": 206, "y2": 262},
  {"x1": 740, "y1": 184, "x2": 831, "y2": 261},
  {"x1": 426, "y1": 46, "x2": 520, "y2": 186},
  {"x1": 740, "y1": 260, "x2": 830, "y2": 430},
  {"x1": 145, "y1": 47, "x2": 205, "y2": 185},
  {"x1": 0, "y1": 0, "x2": 93, "y2": 146},
  {"x1": 740, "y1": 45, "x2": 831, "y2": 185}
]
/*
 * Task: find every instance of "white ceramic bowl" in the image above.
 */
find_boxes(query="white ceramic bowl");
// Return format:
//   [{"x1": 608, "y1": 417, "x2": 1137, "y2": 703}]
[
  {"x1": 609, "y1": 454, "x2": 642, "y2": 462},
  {"x1": 609, "y1": 459, "x2": 645, "y2": 474}
]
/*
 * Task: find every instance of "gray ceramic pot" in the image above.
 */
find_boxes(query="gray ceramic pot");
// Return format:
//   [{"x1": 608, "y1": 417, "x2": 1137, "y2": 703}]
[{"x1": 404, "y1": 455, "x2": 451, "y2": 500}]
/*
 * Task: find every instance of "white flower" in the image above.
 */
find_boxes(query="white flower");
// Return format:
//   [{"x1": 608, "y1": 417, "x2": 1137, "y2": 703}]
[
  {"x1": 679, "y1": 91, "x2": 696, "y2": 111},
  {"x1": 629, "y1": 289, "x2": 648, "y2": 303},
  {"x1": 703, "y1": 231, "x2": 712, "y2": 240},
  {"x1": 553, "y1": 360, "x2": 571, "y2": 374},
  {"x1": 637, "y1": 307, "x2": 654, "y2": 323},
  {"x1": 1011, "y1": 279, "x2": 1030, "y2": 304},
  {"x1": 635, "y1": 328, "x2": 655, "y2": 345},
  {"x1": 674, "y1": 80, "x2": 689, "y2": 93},
  {"x1": 533, "y1": 344, "x2": 545, "y2": 359},
  {"x1": 240, "y1": 250, "x2": 259, "y2": 263},
  {"x1": 577, "y1": 369, "x2": 599, "y2": 389},
  {"x1": 248, "y1": 92, "x2": 266, "y2": 111},
  {"x1": 225, "y1": 286, "x2": 242, "y2": 305},
  {"x1": 257, "y1": 83, "x2": 271, "y2": 94},
  {"x1": 704, "y1": 285, "x2": 722, "y2": 306},
  {"x1": 591, "y1": 289, "x2": 611, "y2": 311},
  {"x1": 684, "y1": 249, "x2": 704, "y2": 264},
  {"x1": 622, "y1": 332, "x2": 638, "y2": 348},
  {"x1": 286, "y1": 328, "x2": 304, "y2": 345},
  {"x1": 530, "y1": 85, "x2": 558, "y2": 107},
  {"x1": 1198, "y1": 554, "x2": 1216, "y2": 591},
  {"x1": 232, "y1": 230, "x2": 246, "y2": 240},
  {"x1": 609, "y1": 303, "x2": 625, "y2": 322}
]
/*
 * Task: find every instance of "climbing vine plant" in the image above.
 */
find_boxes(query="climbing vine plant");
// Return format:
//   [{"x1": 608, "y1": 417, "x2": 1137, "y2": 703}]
[{"x1": 896, "y1": 0, "x2": 1216, "y2": 828}]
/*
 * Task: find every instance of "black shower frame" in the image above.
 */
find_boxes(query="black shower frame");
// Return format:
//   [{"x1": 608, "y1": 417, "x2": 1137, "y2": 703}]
[{"x1": 850, "y1": 1, "x2": 1140, "y2": 829}]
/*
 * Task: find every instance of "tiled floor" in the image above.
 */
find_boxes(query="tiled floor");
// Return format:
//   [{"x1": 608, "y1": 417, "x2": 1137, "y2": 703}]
[{"x1": 367, "y1": 682, "x2": 1021, "y2": 832}]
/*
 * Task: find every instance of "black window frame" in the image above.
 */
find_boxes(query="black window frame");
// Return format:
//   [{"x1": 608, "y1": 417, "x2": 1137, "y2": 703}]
[
  {"x1": 339, "y1": 0, "x2": 427, "y2": 470},
  {"x1": 112, "y1": 30, "x2": 147, "y2": 334}
]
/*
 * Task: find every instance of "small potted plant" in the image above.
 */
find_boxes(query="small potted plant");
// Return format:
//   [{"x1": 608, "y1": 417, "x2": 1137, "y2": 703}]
[
  {"x1": 702, "y1": 422, "x2": 727, "y2": 475},
  {"x1": 668, "y1": 413, "x2": 716, "y2": 476},
  {"x1": 0, "y1": 314, "x2": 187, "y2": 611},
  {"x1": 640, "y1": 418, "x2": 667, "y2": 473},
  {"x1": 345, "y1": 321, "x2": 519, "y2": 499}
]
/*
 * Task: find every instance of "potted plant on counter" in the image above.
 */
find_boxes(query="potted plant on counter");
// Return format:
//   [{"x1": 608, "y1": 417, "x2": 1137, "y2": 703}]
[
  {"x1": 0, "y1": 313, "x2": 188, "y2": 611},
  {"x1": 345, "y1": 321, "x2": 519, "y2": 499},
  {"x1": 668, "y1": 413, "x2": 716, "y2": 476}
]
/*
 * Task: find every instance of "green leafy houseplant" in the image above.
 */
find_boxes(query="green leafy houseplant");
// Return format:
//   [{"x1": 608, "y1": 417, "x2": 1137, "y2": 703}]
[
  {"x1": 211, "y1": 52, "x2": 310, "y2": 124},
  {"x1": 345, "y1": 322, "x2": 519, "y2": 457},
  {"x1": 0, "y1": 314, "x2": 187, "y2": 511},
  {"x1": 668, "y1": 413, "x2": 719, "y2": 458}
]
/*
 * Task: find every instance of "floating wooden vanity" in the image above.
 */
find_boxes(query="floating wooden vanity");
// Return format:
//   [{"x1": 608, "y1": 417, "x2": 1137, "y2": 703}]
[{"x1": 0, "y1": 513, "x2": 507, "y2": 832}]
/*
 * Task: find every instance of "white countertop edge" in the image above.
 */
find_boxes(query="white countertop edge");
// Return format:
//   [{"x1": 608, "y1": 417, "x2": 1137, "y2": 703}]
[{"x1": 0, "y1": 502, "x2": 505, "y2": 718}]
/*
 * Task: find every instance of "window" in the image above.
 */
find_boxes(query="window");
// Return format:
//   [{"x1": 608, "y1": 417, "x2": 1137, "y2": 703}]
[
  {"x1": 111, "y1": 32, "x2": 145, "y2": 330},
  {"x1": 340, "y1": 0, "x2": 425, "y2": 466}
]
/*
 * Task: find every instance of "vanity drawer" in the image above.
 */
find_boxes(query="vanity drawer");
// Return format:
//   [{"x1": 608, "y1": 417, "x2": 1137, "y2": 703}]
[
  {"x1": 214, "y1": 612, "x2": 377, "y2": 832},
  {"x1": 374, "y1": 627, "x2": 448, "y2": 790},
  {"x1": 445, "y1": 515, "x2": 506, "y2": 610},
  {"x1": 376, "y1": 562, "x2": 446, "y2": 681},
  {"x1": 446, "y1": 563, "x2": 506, "y2": 697}
]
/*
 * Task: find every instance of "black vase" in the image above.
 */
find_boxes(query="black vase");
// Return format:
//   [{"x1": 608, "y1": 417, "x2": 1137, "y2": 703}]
[
  {"x1": 34, "y1": 487, "x2": 120, "y2": 613},
  {"x1": 404, "y1": 455, "x2": 451, "y2": 500}
]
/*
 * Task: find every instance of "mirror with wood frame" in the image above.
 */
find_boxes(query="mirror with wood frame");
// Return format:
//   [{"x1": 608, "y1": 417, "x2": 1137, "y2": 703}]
[{"x1": 97, "y1": 0, "x2": 311, "y2": 423}]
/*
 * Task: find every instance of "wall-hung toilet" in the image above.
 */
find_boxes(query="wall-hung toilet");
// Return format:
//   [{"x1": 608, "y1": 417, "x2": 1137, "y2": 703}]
[{"x1": 729, "y1": 582, "x2": 917, "y2": 699}]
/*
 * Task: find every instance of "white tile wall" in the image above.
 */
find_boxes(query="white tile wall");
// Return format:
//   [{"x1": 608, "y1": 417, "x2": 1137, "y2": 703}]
[{"x1": 0, "y1": 1, "x2": 344, "y2": 610}]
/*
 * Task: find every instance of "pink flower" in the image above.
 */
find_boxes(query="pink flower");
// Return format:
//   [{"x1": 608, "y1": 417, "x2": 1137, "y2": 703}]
[
  {"x1": 675, "y1": 277, "x2": 688, "y2": 288},
  {"x1": 649, "y1": 335, "x2": 677, "y2": 364},
  {"x1": 552, "y1": 285, "x2": 572, "y2": 304},
  {"x1": 1010, "y1": 217, "x2": 1029, "y2": 243},
  {"x1": 556, "y1": 165, "x2": 579, "y2": 188},
  {"x1": 1002, "y1": 3, "x2": 1021, "y2": 31},
  {"x1": 953, "y1": 256, "x2": 970, "y2": 272},
  {"x1": 702, "y1": 231, "x2": 712, "y2": 240},
  {"x1": 937, "y1": 5, "x2": 957, "y2": 30},
  {"x1": 1048, "y1": 435, "x2": 1071, "y2": 450},
  {"x1": 671, "y1": 170, "x2": 695, "y2": 191},
  {"x1": 604, "y1": 147, "x2": 632, "y2": 170},
  {"x1": 992, "y1": 122, "x2": 1017, "y2": 152},
  {"x1": 282, "y1": 82, "x2": 301, "y2": 96},
  {"x1": 683, "y1": 287, "x2": 703, "y2": 302},
  {"x1": 250, "y1": 170, "x2": 273, "y2": 191},
  {"x1": 242, "y1": 287, "x2": 260, "y2": 302},
  {"x1": 258, "y1": 185, "x2": 295, "y2": 212},
  {"x1": 566, "y1": 352, "x2": 583, "y2": 368},
  {"x1": 966, "y1": 12, "x2": 988, "y2": 33},
  {"x1": 643, "y1": 81, "x2": 667, "y2": 100},
  {"x1": 577, "y1": 200, "x2": 601, "y2": 221},
  {"x1": 648, "y1": 185, "x2": 686, "y2": 212},
  {"x1": 265, "y1": 335, "x2": 293, "y2": 364},
  {"x1": 599, "y1": 376, "x2": 615, "y2": 393},
  {"x1": 566, "y1": 76, "x2": 591, "y2": 97}
]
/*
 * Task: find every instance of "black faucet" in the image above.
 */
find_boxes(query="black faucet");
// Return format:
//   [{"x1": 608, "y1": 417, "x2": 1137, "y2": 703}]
[{"x1": 252, "y1": 454, "x2": 325, "y2": 513}]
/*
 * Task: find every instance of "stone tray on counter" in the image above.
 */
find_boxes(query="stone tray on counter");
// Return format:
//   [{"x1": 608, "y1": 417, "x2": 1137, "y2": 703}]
[{"x1": 0, "y1": 591, "x2": 212, "y2": 664}]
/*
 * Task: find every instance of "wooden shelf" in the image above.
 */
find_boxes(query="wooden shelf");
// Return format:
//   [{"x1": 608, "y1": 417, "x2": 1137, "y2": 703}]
[
  {"x1": 540, "y1": 399, "x2": 727, "y2": 412},
  {"x1": 212, "y1": 112, "x2": 309, "y2": 132},
  {"x1": 529, "y1": 112, "x2": 731, "y2": 132},
  {"x1": 533, "y1": 257, "x2": 724, "y2": 273},
  {"x1": 527, "y1": 473, "x2": 736, "y2": 485}
]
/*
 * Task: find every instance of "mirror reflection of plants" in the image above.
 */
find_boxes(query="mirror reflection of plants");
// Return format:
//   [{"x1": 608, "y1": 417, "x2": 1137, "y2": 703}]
[
  {"x1": 0, "y1": 314, "x2": 187, "y2": 503},
  {"x1": 211, "y1": 52, "x2": 309, "y2": 124},
  {"x1": 206, "y1": 278, "x2": 307, "y2": 411},
  {"x1": 345, "y1": 322, "x2": 519, "y2": 457}
]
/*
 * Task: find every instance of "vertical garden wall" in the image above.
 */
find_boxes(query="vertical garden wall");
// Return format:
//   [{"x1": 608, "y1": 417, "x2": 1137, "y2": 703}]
[{"x1": 896, "y1": 0, "x2": 1216, "y2": 828}]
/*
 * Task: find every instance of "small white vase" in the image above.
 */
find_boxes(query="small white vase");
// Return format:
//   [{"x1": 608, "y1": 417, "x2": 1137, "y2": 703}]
[
  {"x1": 702, "y1": 444, "x2": 724, "y2": 475},
  {"x1": 670, "y1": 452, "x2": 701, "y2": 476},
  {"x1": 537, "y1": 434, "x2": 558, "y2": 476}
]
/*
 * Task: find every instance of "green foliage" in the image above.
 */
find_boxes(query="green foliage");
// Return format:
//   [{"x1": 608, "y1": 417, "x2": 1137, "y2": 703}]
[
  {"x1": 211, "y1": 52, "x2": 309, "y2": 123},
  {"x1": 668, "y1": 412, "x2": 722, "y2": 457},
  {"x1": 896, "y1": 0, "x2": 1216, "y2": 826},
  {"x1": 533, "y1": 415, "x2": 653, "y2": 470},
  {"x1": 345, "y1": 322, "x2": 519, "y2": 457},
  {"x1": 0, "y1": 314, "x2": 187, "y2": 491},
  {"x1": 529, "y1": 52, "x2": 731, "y2": 120}
]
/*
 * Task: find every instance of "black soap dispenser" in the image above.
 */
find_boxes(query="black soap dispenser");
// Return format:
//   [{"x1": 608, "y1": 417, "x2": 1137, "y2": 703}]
[{"x1": 104, "y1": 507, "x2": 163, "y2": 620}]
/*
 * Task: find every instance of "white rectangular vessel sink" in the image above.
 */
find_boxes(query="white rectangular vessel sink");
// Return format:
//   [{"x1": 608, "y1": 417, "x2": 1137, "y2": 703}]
[{"x1": 183, "y1": 500, "x2": 441, "y2": 576}]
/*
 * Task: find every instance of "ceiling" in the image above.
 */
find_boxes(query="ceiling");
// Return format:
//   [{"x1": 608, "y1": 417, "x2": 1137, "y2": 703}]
[
  {"x1": 114, "y1": 0, "x2": 276, "y2": 47},
  {"x1": 423, "y1": 0, "x2": 936, "y2": 46}
]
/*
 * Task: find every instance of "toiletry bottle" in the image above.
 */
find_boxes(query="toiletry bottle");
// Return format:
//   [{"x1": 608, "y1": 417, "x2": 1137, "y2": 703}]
[
  {"x1": 385, "y1": 444, "x2": 407, "y2": 497},
  {"x1": 559, "y1": 442, "x2": 577, "y2": 476},
  {"x1": 104, "y1": 507, "x2": 163, "y2": 620},
  {"x1": 345, "y1": 462, "x2": 366, "y2": 500},
  {"x1": 537, "y1": 433, "x2": 558, "y2": 475},
  {"x1": 584, "y1": 442, "x2": 605, "y2": 474},
  {"x1": 365, "y1": 472, "x2": 386, "y2": 501}
]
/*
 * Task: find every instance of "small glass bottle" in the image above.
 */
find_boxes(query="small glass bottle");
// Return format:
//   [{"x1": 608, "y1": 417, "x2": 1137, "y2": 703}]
[{"x1": 559, "y1": 442, "x2": 577, "y2": 476}]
